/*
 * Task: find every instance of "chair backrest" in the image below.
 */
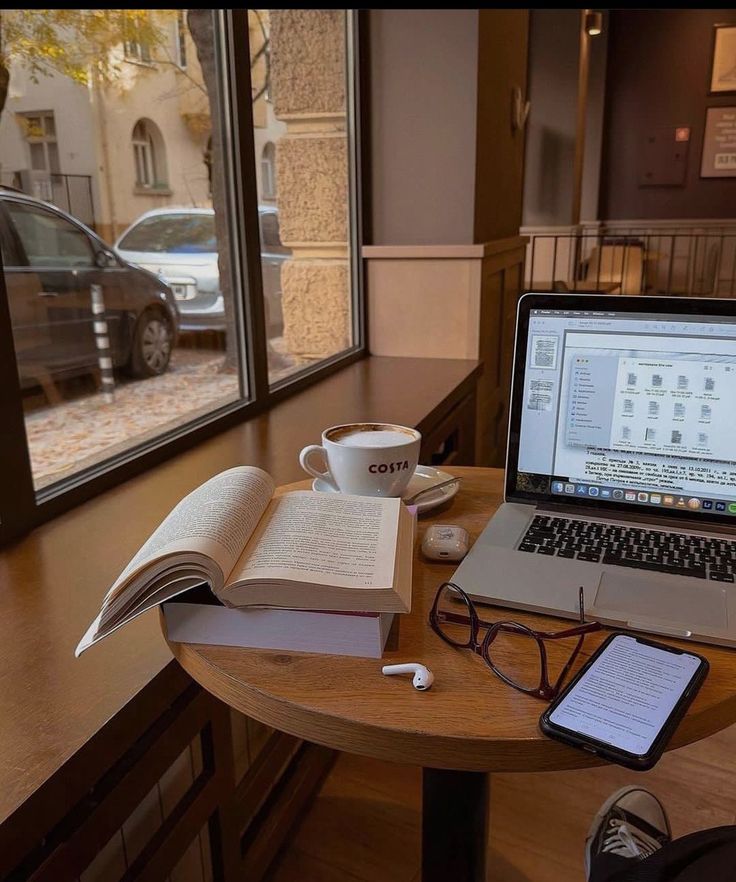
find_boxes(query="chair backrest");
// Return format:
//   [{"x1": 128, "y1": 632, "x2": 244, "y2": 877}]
[
  {"x1": 692, "y1": 240, "x2": 720, "y2": 296},
  {"x1": 584, "y1": 244, "x2": 644, "y2": 295}
]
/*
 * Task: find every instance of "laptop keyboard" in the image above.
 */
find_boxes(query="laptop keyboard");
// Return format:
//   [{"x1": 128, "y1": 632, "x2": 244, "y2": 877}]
[{"x1": 519, "y1": 515, "x2": 736, "y2": 582}]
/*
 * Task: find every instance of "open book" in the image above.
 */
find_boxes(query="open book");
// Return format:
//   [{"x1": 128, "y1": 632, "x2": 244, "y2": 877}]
[{"x1": 76, "y1": 467, "x2": 413, "y2": 656}]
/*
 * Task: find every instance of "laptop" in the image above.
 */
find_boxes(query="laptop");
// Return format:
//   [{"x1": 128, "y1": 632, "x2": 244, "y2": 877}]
[{"x1": 452, "y1": 293, "x2": 736, "y2": 648}]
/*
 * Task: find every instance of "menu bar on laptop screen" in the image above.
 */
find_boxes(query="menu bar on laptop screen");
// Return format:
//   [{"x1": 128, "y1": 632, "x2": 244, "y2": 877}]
[{"x1": 515, "y1": 308, "x2": 736, "y2": 518}]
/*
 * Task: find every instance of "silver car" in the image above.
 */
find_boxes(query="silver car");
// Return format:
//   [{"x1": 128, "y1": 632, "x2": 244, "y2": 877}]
[{"x1": 115, "y1": 206, "x2": 287, "y2": 336}]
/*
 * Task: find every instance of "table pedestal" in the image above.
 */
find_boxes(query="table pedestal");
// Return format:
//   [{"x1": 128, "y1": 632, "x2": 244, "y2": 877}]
[{"x1": 422, "y1": 769, "x2": 489, "y2": 882}]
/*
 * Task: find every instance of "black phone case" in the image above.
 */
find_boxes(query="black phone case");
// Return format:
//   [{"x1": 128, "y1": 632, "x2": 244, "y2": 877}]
[{"x1": 539, "y1": 632, "x2": 709, "y2": 771}]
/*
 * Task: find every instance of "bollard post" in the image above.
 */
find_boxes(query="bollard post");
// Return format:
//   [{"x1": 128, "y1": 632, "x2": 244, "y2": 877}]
[{"x1": 90, "y1": 283, "x2": 115, "y2": 404}]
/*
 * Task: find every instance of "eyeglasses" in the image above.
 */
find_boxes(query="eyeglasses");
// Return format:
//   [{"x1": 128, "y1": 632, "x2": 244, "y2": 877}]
[{"x1": 429, "y1": 582, "x2": 602, "y2": 700}]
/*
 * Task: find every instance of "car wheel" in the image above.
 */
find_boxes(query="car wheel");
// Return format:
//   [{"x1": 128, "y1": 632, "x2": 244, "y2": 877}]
[{"x1": 128, "y1": 310, "x2": 173, "y2": 378}]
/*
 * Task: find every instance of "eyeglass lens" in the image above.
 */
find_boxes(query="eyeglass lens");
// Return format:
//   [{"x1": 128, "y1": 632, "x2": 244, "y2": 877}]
[{"x1": 484, "y1": 628, "x2": 543, "y2": 691}]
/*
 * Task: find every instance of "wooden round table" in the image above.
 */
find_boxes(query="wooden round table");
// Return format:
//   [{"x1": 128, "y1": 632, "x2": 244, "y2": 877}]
[{"x1": 169, "y1": 467, "x2": 736, "y2": 881}]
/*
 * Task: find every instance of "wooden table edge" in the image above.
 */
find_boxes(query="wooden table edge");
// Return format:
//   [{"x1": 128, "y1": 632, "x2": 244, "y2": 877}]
[
  {"x1": 169, "y1": 467, "x2": 736, "y2": 773},
  {"x1": 170, "y1": 637, "x2": 736, "y2": 773}
]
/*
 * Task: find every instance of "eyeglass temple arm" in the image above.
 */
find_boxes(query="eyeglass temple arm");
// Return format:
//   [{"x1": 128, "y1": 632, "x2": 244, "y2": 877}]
[
  {"x1": 552, "y1": 633, "x2": 587, "y2": 691},
  {"x1": 536, "y1": 621, "x2": 602, "y2": 639},
  {"x1": 538, "y1": 586, "x2": 598, "y2": 637},
  {"x1": 437, "y1": 587, "x2": 602, "y2": 636},
  {"x1": 444, "y1": 615, "x2": 601, "y2": 638}
]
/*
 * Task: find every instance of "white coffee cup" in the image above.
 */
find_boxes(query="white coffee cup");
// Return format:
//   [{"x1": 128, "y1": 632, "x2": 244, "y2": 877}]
[{"x1": 299, "y1": 422, "x2": 422, "y2": 497}]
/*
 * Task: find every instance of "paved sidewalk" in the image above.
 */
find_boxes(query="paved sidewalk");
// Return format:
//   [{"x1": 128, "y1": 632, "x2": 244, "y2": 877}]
[{"x1": 26, "y1": 350, "x2": 240, "y2": 489}]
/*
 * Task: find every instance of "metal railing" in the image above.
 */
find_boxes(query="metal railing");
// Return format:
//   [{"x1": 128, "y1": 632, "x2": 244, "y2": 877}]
[
  {"x1": 525, "y1": 227, "x2": 736, "y2": 297},
  {"x1": 1, "y1": 171, "x2": 95, "y2": 229}
]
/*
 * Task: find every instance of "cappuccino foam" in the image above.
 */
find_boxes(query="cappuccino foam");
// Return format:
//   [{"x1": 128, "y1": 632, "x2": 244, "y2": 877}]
[{"x1": 337, "y1": 429, "x2": 415, "y2": 448}]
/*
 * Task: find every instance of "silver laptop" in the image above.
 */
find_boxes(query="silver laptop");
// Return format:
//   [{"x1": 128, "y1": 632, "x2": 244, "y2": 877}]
[{"x1": 453, "y1": 293, "x2": 736, "y2": 648}]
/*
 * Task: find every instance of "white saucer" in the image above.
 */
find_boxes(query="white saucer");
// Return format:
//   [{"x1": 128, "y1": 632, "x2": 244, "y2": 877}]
[{"x1": 312, "y1": 466, "x2": 459, "y2": 514}]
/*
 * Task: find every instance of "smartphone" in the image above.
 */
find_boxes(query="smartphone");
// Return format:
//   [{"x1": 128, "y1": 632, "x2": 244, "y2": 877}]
[{"x1": 539, "y1": 632, "x2": 709, "y2": 771}]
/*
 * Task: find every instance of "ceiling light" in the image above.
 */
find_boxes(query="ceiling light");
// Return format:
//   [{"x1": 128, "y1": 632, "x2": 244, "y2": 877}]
[{"x1": 585, "y1": 11, "x2": 603, "y2": 36}]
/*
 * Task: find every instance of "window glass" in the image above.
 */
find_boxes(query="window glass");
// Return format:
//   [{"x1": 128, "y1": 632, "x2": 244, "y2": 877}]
[
  {"x1": 29, "y1": 143, "x2": 46, "y2": 171},
  {"x1": 6, "y1": 202, "x2": 94, "y2": 268},
  {"x1": 0, "y1": 212, "x2": 22, "y2": 266},
  {"x1": 118, "y1": 214, "x2": 217, "y2": 254},
  {"x1": 176, "y1": 11, "x2": 188, "y2": 68},
  {"x1": 47, "y1": 142, "x2": 61, "y2": 174},
  {"x1": 132, "y1": 119, "x2": 167, "y2": 188},
  {"x1": 0, "y1": 10, "x2": 246, "y2": 492},
  {"x1": 259, "y1": 210, "x2": 282, "y2": 251},
  {"x1": 261, "y1": 142, "x2": 276, "y2": 199},
  {"x1": 21, "y1": 111, "x2": 59, "y2": 174},
  {"x1": 248, "y1": 11, "x2": 357, "y2": 384}
]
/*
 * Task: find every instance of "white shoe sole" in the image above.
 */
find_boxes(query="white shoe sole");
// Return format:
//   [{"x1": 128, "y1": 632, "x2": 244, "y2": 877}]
[{"x1": 584, "y1": 785, "x2": 671, "y2": 879}]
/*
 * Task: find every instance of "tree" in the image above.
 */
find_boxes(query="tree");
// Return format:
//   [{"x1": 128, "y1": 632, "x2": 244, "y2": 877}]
[
  {"x1": 189, "y1": 9, "x2": 279, "y2": 374},
  {"x1": 0, "y1": 9, "x2": 271, "y2": 372},
  {"x1": 187, "y1": 9, "x2": 237, "y2": 370},
  {"x1": 0, "y1": 10, "x2": 171, "y2": 122}
]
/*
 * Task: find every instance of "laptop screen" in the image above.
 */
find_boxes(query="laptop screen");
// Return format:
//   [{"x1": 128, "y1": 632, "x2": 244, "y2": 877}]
[{"x1": 509, "y1": 297, "x2": 736, "y2": 522}]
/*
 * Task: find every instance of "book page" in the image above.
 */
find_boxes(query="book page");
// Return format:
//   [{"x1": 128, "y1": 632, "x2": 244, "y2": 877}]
[
  {"x1": 103, "y1": 466, "x2": 275, "y2": 609},
  {"x1": 225, "y1": 491, "x2": 400, "y2": 591}
]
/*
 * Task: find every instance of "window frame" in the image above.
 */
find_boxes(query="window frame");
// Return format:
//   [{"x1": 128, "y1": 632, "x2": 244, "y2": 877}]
[
  {"x1": 132, "y1": 119, "x2": 168, "y2": 189},
  {"x1": 19, "y1": 111, "x2": 60, "y2": 175},
  {"x1": 0, "y1": 9, "x2": 367, "y2": 544},
  {"x1": 123, "y1": 14, "x2": 153, "y2": 67},
  {"x1": 132, "y1": 122, "x2": 154, "y2": 187},
  {"x1": 175, "y1": 10, "x2": 188, "y2": 69},
  {"x1": 260, "y1": 141, "x2": 276, "y2": 200}
]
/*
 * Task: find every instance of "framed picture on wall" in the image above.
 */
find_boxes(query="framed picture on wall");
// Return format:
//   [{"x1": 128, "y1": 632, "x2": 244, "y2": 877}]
[
  {"x1": 700, "y1": 106, "x2": 736, "y2": 177},
  {"x1": 710, "y1": 24, "x2": 736, "y2": 95}
]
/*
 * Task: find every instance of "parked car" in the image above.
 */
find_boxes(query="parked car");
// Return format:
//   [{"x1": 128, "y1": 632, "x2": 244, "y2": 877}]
[
  {"x1": 114, "y1": 206, "x2": 288, "y2": 337},
  {"x1": 0, "y1": 187, "x2": 179, "y2": 388}
]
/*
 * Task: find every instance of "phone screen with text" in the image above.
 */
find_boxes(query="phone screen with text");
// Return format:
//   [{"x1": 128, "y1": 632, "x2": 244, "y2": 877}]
[{"x1": 548, "y1": 635, "x2": 702, "y2": 756}]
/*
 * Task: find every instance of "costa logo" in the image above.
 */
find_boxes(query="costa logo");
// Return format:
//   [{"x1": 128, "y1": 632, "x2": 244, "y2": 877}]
[{"x1": 369, "y1": 461, "x2": 410, "y2": 474}]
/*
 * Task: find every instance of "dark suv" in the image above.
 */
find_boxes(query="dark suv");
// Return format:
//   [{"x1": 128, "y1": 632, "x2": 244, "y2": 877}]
[{"x1": 0, "y1": 188, "x2": 179, "y2": 388}]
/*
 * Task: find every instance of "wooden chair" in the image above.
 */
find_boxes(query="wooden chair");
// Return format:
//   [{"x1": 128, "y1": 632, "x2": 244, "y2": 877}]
[{"x1": 583, "y1": 244, "x2": 644, "y2": 295}]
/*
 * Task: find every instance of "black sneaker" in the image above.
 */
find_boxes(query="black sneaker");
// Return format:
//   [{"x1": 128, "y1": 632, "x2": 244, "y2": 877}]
[{"x1": 585, "y1": 786, "x2": 672, "y2": 880}]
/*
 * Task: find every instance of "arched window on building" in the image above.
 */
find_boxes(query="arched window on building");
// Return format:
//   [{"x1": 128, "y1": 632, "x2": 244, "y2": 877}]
[
  {"x1": 132, "y1": 119, "x2": 168, "y2": 189},
  {"x1": 261, "y1": 141, "x2": 276, "y2": 200}
]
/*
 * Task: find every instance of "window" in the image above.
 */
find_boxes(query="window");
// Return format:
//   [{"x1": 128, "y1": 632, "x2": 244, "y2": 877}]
[
  {"x1": 124, "y1": 14, "x2": 152, "y2": 65},
  {"x1": 249, "y1": 10, "x2": 360, "y2": 385},
  {"x1": 259, "y1": 209, "x2": 283, "y2": 251},
  {"x1": 176, "y1": 10, "x2": 188, "y2": 68},
  {"x1": 260, "y1": 142, "x2": 276, "y2": 200},
  {"x1": 0, "y1": 10, "x2": 363, "y2": 543},
  {"x1": 132, "y1": 119, "x2": 167, "y2": 189},
  {"x1": 5, "y1": 201, "x2": 94, "y2": 268},
  {"x1": 124, "y1": 38, "x2": 152, "y2": 63},
  {"x1": 19, "y1": 112, "x2": 60, "y2": 174},
  {"x1": 118, "y1": 213, "x2": 216, "y2": 254}
]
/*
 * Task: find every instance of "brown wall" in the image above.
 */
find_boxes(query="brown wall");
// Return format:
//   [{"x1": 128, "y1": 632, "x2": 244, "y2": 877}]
[
  {"x1": 474, "y1": 9, "x2": 529, "y2": 241},
  {"x1": 522, "y1": 10, "x2": 579, "y2": 226},
  {"x1": 601, "y1": 9, "x2": 736, "y2": 220},
  {"x1": 522, "y1": 10, "x2": 609, "y2": 226},
  {"x1": 368, "y1": 10, "x2": 479, "y2": 244}
]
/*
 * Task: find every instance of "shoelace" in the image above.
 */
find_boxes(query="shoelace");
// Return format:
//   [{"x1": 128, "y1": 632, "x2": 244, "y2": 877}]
[{"x1": 601, "y1": 817, "x2": 663, "y2": 860}]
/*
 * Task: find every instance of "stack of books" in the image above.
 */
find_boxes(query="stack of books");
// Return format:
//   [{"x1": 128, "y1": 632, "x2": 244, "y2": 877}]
[{"x1": 76, "y1": 466, "x2": 414, "y2": 659}]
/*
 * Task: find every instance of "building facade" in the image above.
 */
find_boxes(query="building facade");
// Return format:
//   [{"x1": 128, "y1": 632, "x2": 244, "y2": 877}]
[{"x1": 0, "y1": 11, "x2": 283, "y2": 245}]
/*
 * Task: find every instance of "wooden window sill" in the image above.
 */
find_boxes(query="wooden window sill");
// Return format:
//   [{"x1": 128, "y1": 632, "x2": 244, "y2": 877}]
[{"x1": 133, "y1": 186, "x2": 174, "y2": 197}]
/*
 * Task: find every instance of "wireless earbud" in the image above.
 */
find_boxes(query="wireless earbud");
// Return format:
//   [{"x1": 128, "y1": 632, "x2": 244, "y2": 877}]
[{"x1": 382, "y1": 663, "x2": 435, "y2": 691}]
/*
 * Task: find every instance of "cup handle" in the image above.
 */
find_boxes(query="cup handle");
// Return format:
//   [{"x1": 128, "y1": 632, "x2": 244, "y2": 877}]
[{"x1": 299, "y1": 445, "x2": 339, "y2": 491}]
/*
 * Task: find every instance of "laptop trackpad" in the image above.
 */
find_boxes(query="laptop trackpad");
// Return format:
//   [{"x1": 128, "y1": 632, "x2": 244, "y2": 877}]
[{"x1": 593, "y1": 571, "x2": 728, "y2": 629}]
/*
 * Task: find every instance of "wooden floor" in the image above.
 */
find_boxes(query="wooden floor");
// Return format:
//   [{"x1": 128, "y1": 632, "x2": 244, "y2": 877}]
[{"x1": 267, "y1": 723, "x2": 736, "y2": 882}]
